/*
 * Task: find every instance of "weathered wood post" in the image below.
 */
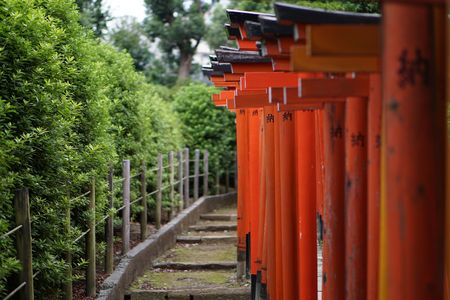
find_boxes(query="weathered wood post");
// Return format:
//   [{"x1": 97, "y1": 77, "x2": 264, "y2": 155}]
[
  {"x1": 140, "y1": 161, "x2": 147, "y2": 240},
  {"x1": 381, "y1": 3, "x2": 446, "y2": 299},
  {"x1": 194, "y1": 149, "x2": 200, "y2": 201},
  {"x1": 225, "y1": 169, "x2": 230, "y2": 193},
  {"x1": 169, "y1": 151, "x2": 175, "y2": 218},
  {"x1": 122, "y1": 160, "x2": 130, "y2": 254},
  {"x1": 216, "y1": 167, "x2": 220, "y2": 195},
  {"x1": 177, "y1": 151, "x2": 184, "y2": 212},
  {"x1": 183, "y1": 148, "x2": 190, "y2": 207},
  {"x1": 64, "y1": 194, "x2": 72, "y2": 300},
  {"x1": 14, "y1": 188, "x2": 34, "y2": 300},
  {"x1": 105, "y1": 166, "x2": 114, "y2": 274},
  {"x1": 156, "y1": 154, "x2": 163, "y2": 229},
  {"x1": 86, "y1": 178, "x2": 96, "y2": 297},
  {"x1": 203, "y1": 150, "x2": 209, "y2": 196}
]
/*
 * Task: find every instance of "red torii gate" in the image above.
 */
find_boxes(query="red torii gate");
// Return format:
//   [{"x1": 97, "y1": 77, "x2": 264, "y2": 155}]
[{"x1": 202, "y1": 1, "x2": 447, "y2": 299}]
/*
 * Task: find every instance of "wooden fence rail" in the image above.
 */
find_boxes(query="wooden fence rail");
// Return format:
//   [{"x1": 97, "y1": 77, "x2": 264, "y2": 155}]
[{"x1": 1, "y1": 148, "x2": 237, "y2": 300}]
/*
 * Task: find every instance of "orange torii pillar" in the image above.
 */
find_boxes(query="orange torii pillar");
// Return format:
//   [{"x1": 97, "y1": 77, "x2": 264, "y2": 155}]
[
  {"x1": 295, "y1": 108, "x2": 318, "y2": 300},
  {"x1": 315, "y1": 109, "x2": 325, "y2": 244},
  {"x1": 235, "y1": 108, "x2": 250, "y2": 280},
  {"x1": 248, "y1": 108, "x2": 262, "y2": 294},
  {"x1": 278, "y1": 109, "x2": 298, "y2": 300},
  {"x1": 367, "y1": 73, "x2": 381, "y2": 300},
  {"x1": 262, "y1": 105, "x2": 277, "y2": 299},
  {"x1": 273, "y1": 108, "x2": 283, "y2": 300},
  {"x1": 380, "y1": 1, "x2": 446, "y2": 299},
  {"x1": 345, "y1": 94, "x2": 368, "y2": 299},
  {"x1": 322, "y1": 101, "x2": 346, "y2": 300}
]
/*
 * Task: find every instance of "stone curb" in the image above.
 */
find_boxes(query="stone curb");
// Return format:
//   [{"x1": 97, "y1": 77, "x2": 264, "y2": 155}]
[{"x1": 97, "y1": 192, "x2": 237, "y2": 300}]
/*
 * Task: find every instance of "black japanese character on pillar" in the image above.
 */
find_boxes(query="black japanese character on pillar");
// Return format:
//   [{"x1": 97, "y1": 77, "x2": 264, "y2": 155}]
[
  {"x1": 282, "y1": 112, "x2": 293, "y2": 121},
  {"x1": 351, "y1": 132, "x2": 365, "y2": 147},
  {"x1": 397, "y1": 48, "x2": 430, "y2": 88}
]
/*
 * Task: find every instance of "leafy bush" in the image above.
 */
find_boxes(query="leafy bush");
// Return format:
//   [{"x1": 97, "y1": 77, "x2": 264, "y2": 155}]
[
  {"x1": 173, "y1": 83, "x2": 236, "y2": 183},
  {"x1": 0, "y1": 0, "x2": 183, "y2": 297}
]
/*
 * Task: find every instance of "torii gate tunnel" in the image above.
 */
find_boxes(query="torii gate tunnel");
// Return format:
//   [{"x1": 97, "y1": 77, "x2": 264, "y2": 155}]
[{"x1": 203, "y1": 1, "x2": 448, "y2": 300}]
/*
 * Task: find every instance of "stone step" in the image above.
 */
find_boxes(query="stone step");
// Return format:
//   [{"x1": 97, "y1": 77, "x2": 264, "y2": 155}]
[
  {"x1": 126, "y1": 287, "x2": 250, "y2": 300},
  {"x1": 176, "y1": 235, "x2": 237, "y2": 244},
  {"x1": 189, "y1": 224, "x2": 237, "y2": 232},
  {"x1": 200, "y1": 213, "x2": 237, "y2": 221},
  {"x1": 152, "y1": 261, "x2": 237, "y2": 271}
]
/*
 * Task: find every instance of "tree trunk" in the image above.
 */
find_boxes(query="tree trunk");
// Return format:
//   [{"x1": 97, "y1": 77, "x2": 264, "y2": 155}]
[{"x1": 178, "y1": 52, "x2": 193, "y2": 80}]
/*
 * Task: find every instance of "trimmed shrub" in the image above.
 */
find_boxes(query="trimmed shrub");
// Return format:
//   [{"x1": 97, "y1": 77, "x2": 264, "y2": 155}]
[
  {"x1": 0, "y1": 0, "x2": 183, "y2": 297},
  {"x1": 173, "y1": 83, "x2": 236, "y2": 184}
]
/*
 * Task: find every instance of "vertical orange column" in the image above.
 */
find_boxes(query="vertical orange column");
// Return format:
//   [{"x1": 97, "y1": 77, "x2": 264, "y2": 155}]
[
  {"x1": 296, "y1": 110, "x2": 318, "y2": 300},
  {"x1": 244, "y1": 108, "x2": 251, "y2": 278},
  {"x1": 236, "y1": 109, "x2": 249, "y2": 279},
  {"x1": 263, "y1": 106, "x2": 276, "y2": 299},
  {"x1": 380, "y1": 2, "x2": 446, "y2": 299},
  {"x1": 367, "y1": 74, "x2": 381, "y2": 300},
  {"x1": 322, "y1": 102, "x2": 346, "y2": 300},
  {"x1": 248, "y1": 109, "x2": 262, "y2": 283},
  {"x1": 256, "y1": 110, "x2": 267, "y2": 298},
  {"x1": 345, "y1": 96, "x2": 368, "y2": 300},
  {"x1": 315, "y1": 110, "x2": 325, "y2": 241},
  {"x1": 446, "y1": 2, "x2": 450, "y2": 298},
  {"x1": 274, "y1": 110, "x2": 283, "y2": 300},
  {"x1": 279, "y1": 110, "x2": 298, "y2": 300}
]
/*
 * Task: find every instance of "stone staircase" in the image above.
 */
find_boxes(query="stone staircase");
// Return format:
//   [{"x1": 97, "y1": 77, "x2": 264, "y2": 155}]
[{"x1": 126, "y1": 206, "x2": 250, "y2": 300}]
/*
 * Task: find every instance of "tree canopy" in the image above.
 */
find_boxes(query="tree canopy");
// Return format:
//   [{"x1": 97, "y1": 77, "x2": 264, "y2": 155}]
[
  {"x1": 75, "y1": 0, "x2": 110, "y2": 37},
  {"x1": 143, "y1": 0, "x2": 209, "y2": 80}
]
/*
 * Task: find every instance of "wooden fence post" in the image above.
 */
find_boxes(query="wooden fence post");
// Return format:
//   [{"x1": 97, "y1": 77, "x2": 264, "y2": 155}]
[
  {"x1": 14, "y1": 188, "x2": 34, "y2": 300},
  {"x1": 86, "y1": 178, "x2": 96, "y2": 297},
  {"x1": 140, "y1": 161, "x2": 147, "y2": 240},
  {"x1": 225, "y1": 169, "x2": 230, "y2": 193},
  {"x1": 216, "y1": 168, "x2": 220, "y2": 195},
  {"x1": 177, "y1": 151, "x2": 183, "y2": 212},
  {"x1": 122, "y1": 160, "x2": 130, "y2": 254},
  {"x1": 183, "y1": 148, "x2": 190, "y2": 207},
  {"x1": 156, "y1": 154, "x2": 163, "y2": 229},
  {"x1": 64, "y1": 194, "x2": 72, "y2": 300},
  {"x1": 194, "y1": 149, "x2": 200, "y2": 201},
  {"x1": 105, "y1": 166, "x2": 114, "y2": 274},
  {"x1": 169, "y1": 152, "x2": 175, "y2": 218},
  {"x1": 203, "y1": 150, "x2": 209, "y2": 196}
]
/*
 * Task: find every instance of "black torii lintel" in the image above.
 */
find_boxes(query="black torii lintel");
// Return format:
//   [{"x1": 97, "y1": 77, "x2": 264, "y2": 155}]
[
  {"x1": 274, "y1": 3, "x2": 380, "y2": 24},
  {"x1": 243, "y1": 21, "x2": 263, "y2": 40},
  {"x1": 227, "y1": 9, "x2": 273, "y2": 24},
  {"x1": 225, "y1": 24, "x2": 242, "y2": 40},
  {"x1": 258, "y1": 15, "x2": 294, "y2": 37},
  {"x1": 201, "y1": 67, "x2": 224, "y2": 77},
  {"x1": 215, "y1": 49, "x2": 272, "y2": 64},
  {"x1": 211, "y1": 61, "x2": 233, "y2": 73}
]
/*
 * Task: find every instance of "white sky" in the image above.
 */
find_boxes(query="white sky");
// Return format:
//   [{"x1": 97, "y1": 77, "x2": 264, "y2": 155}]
[
  {"x1": 104, "y1": 0, "x2": 230, "y2": 23},
  {"x1": 103, "y1": 0, "x2": 146, "y2": 22}
]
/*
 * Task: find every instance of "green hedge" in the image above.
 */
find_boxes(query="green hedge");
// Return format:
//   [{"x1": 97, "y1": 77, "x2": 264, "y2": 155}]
[
  {"x1": 0, "y1": 0, "x2": 183, "y2": 297},
  {"x1": 173, "y1": 83, "x2": 236, "y2": 184}
]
